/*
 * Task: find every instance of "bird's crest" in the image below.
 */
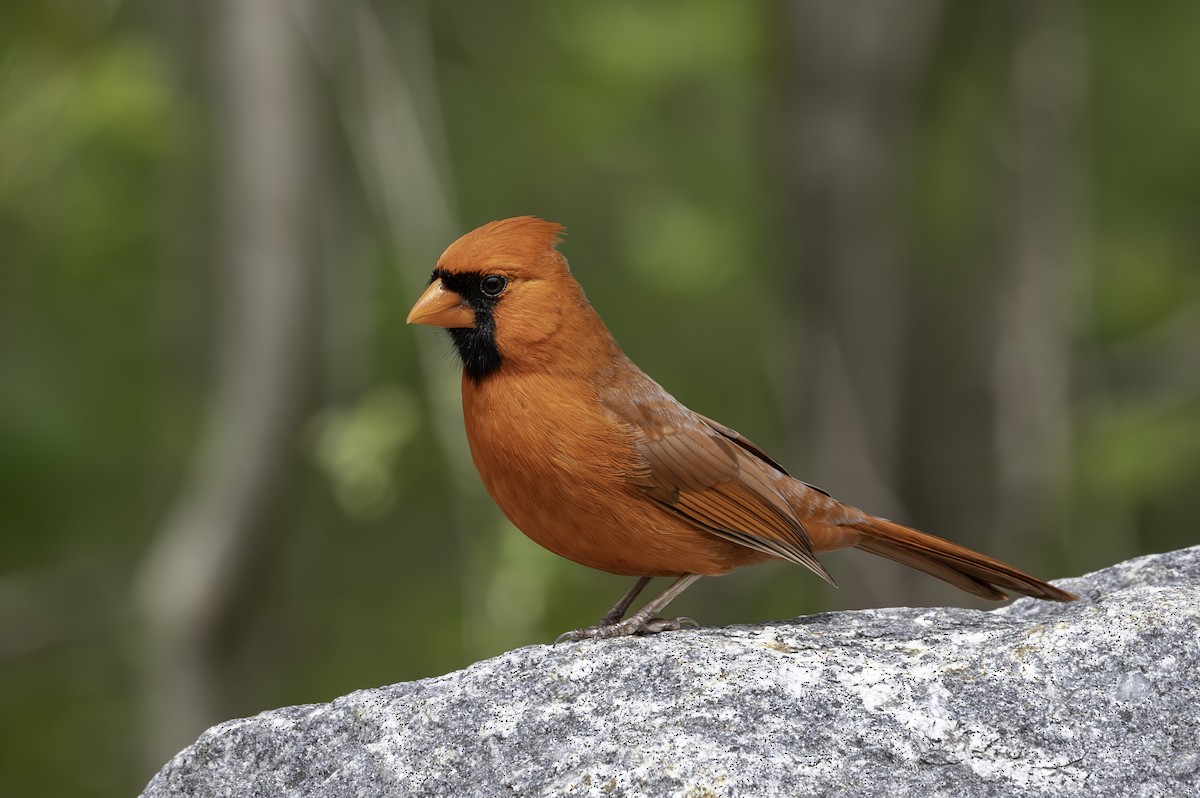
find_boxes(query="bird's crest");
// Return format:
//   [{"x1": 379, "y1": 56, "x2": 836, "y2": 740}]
[{"x1": 437, "y1": 216, "x2": 568, "y2": 278}]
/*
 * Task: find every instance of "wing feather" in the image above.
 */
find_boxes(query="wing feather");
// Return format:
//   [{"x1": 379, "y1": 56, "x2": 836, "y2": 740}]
[{"x1": 631, "y1": 412, "x2": 835, "y2": 585}]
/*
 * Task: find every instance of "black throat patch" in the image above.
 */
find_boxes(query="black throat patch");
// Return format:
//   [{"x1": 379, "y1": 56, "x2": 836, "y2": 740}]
[{"x1": 432, "y1": 268, "x2": 503, "y2": 382}]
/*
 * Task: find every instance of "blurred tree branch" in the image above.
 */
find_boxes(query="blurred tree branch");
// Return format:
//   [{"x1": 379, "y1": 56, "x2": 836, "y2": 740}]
[
  {"x1": 781, "y1": 0, "x2": 944, "y2": 607},
  {"x1": 292, "y1": 0, "x2": 507, "y2": 656},
  {"x1": 133, "y1": 0, "x2": 318, "y2": 767},
  {"x1": 991, "y1": 0, "x2": 1088, "y2": 561}
]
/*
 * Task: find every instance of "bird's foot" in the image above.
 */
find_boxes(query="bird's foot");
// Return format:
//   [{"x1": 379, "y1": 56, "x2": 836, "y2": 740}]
[{"x1": 555, "y1": 615, "x2": 699, "y2": 643}]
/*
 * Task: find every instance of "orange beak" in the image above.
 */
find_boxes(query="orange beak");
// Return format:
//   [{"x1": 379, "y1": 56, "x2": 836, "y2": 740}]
[{"x1": 406, "y1": 279, "x2": 476, "y2": 328}]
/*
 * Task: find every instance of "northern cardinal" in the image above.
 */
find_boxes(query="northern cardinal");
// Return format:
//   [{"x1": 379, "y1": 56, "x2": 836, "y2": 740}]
[{"x1": 408, "y1": 217, "x2": 1076, "y2": 641}]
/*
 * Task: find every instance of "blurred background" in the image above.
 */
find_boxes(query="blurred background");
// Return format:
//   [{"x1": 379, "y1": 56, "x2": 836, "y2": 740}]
[{"x1": 3, "y1": 0, "x2": 1199, "y2": 794}]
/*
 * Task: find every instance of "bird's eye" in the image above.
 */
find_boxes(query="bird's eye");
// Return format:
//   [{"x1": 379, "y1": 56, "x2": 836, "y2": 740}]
[{"x1": 480, "y1": 275, "x2": 508, "y2": 298}]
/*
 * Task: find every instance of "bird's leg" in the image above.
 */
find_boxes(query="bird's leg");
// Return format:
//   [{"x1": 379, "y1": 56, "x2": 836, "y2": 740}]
[
  {"x1": 598, "y1": 576, "x2": 653, "y2": 626},
  {"x1": 556, "y1": 574, "x2": 703, "y2": 642}
]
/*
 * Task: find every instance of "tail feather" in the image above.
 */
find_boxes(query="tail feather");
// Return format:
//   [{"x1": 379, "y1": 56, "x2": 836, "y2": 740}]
[
  {"x1": 854, "y1": 537, "x2": 1010, "y2": 600},
  {"x1": 851, "y1": 516, "x2": 1077, "y2": 603}
]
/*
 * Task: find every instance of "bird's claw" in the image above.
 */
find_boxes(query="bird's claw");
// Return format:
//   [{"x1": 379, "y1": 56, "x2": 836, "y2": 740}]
[
  {"x1": 554, "y1": 615, "x2": 699, "y2": 643},
  {"x1": 643, "y1": 615, "x2": 699, "y2": 634}
]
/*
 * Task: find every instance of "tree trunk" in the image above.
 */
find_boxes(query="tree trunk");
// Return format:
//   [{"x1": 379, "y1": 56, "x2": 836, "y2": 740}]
[
  {"x1": 134, "y1": 0, "x2": 317, "y2": 767},
  {"x1": 991, "y1": 0, "x2": 1087, "y2": 563},
  {"x1": 781, "y1": 0, "x2": 944, "y2": 607}
]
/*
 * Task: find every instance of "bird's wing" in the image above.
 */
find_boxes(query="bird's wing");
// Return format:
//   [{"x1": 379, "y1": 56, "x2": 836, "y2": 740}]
[
  {"x1": 619, "y1": 399, "x2": 835, "y2": 585},
  {"x1": 696, "y1": 413, "x2": 831, "y2": 498}
]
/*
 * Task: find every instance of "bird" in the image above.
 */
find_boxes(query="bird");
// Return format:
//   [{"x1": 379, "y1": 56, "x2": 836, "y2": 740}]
[{"x1": 407, "y1": 216, "x2": 1077, "y2": 641}]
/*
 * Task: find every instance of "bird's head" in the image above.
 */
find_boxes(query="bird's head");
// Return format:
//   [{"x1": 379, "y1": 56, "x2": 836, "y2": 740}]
[{"x1": 407, "y1": 216, "x2": 604, "y2": 382}]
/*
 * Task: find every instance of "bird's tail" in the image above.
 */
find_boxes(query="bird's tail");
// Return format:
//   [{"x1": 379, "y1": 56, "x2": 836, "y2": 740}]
[{"x1": 850, "y1": 515, "x2": 1077, "y2": 602}]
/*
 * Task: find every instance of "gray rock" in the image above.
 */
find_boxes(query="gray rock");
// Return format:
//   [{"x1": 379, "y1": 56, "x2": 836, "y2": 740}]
[{"x1": 142, "y1": 547, "x2": 1200, "y2": 798}]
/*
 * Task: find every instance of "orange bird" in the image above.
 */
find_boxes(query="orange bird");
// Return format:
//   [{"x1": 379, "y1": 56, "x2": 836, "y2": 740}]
[{"x1": 407, "y1": 217, "x2": 1076, "y2": 641}]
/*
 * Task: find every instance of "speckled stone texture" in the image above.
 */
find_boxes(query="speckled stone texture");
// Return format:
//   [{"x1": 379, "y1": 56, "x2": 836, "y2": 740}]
[{"x1": 142, "y1": 547, "x2": 1200, "y2": 798}]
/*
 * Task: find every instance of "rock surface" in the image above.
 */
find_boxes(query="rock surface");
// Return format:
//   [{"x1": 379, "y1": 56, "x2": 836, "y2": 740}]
[{"x1": 142, "y1": 547, "x2": 1200, "y2": 797}]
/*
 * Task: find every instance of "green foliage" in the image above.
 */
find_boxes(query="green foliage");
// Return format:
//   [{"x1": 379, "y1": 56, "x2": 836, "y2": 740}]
[{"x1": 308, "y1": 386, "x2": 421, "y2": 521}]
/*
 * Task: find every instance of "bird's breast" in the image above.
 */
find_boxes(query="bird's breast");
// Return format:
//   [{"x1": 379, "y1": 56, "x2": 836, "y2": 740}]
[{"x1": 460, "y1": 372, "x2": 763, "y2": 576}]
